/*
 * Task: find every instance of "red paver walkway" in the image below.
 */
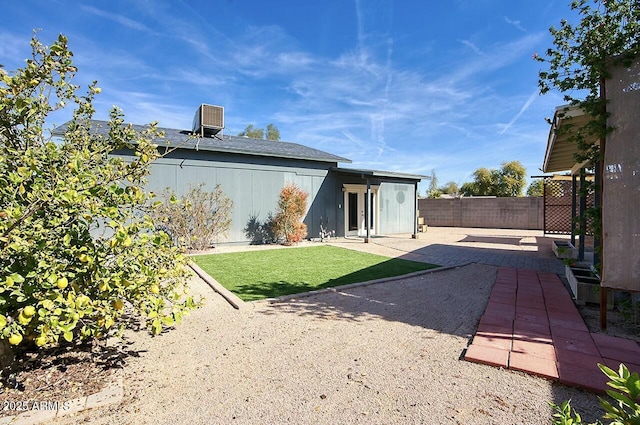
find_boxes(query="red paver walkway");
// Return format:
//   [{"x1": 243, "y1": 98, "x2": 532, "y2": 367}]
[{"x1": 465, "y1": 266, "x2": 640, "y2": 394}]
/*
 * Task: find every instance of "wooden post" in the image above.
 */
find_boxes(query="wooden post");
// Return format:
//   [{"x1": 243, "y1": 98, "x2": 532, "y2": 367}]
[
  {"x1": 412, "y1": 181, "x2": 419, "y2": 239},
  {"x1": 578, "y1": 169, "x2": 586, "y2": 261},
  {"x1": 365, "y1": 178, "x2": 371, "y2": 243},
  {"x1": 571, "y1": 174, "x2": 577, "y2": 247},
  {"x1": 599, "y1": 76, "x2": 607, "y2": 331}
]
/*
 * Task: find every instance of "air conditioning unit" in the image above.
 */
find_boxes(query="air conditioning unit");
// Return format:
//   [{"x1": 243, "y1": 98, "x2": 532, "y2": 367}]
[{"x1": 193, "y1": 104, "x2": 224, "y2": 137}]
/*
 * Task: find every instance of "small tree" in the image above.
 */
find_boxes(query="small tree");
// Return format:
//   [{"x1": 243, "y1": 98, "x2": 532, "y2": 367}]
[
  {"x1": 238, "y1": 123, "x2": 281, "y2": 141},
  {"x1": 527, "y1": 179, "x2": 544, "y2": 197},
  {"x1": 497, "y1": 161, "x2": 526, "y2": 197},
  {"x1": 153, "y1": 184, "x2": 233, "y2": 251},
  {"x1": 461, "y1": 161, "x2": 526, "y2": 197},
  {"x1": 439, "y1": 181, "x2": 460, "y2": 197},
  {"x1": 426, "y1": 170, "x2": 442, "y2": 198},
  {"x1": 272, "y1": 184, "x2": 308, "y2": 244},
  {"x1": 238, "y1": 124, "x2": 264, "y2": 139},
  {"x1": 0, "y1": 33, "x2": 198, "y2": 352},
  {"x1": 266, "y1": 124, "x2": 281, "y2": 141}
]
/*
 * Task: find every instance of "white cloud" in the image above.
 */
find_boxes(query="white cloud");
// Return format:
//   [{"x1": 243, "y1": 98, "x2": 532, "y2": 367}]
[
  {"x1": 504, "y1": 16, "x2": 526, "y2": 32},
  {"x1": 499, "y1": 89, "x2": 540, "y2": 135},
  {"x1": 80, "y1": 5, "x2": 156, "y2": 34},
  {"x1": 460, "y1": 39, "x2": 484, "y2": 55}
]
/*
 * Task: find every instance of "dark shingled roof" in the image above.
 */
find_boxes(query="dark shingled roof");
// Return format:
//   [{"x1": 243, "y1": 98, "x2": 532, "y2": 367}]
[
  {"x1": 330, "y1": 167, "x2": 426, "y2": 181},
  {"x1": 54, "y1": 120, "x2": 351, "y2": 164}
]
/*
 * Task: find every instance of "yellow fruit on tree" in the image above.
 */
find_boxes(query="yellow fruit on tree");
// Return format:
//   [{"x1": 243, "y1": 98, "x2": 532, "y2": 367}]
[
  {"x1": 56, "y1": 277, "x2": 68, "y2": 289},
  {"x1": 76, "y1": 295, "x2": 90, "y2": 308},
  {"x1": 150, "y1": 285, "x2": 160, "y2": 295},
  {"x1": 35, "y1": 335, "x2": 47, "y2": 347},
  {"x1": 18, "y1": 312, "x2": 31, "y2": 325},
  {"x1": 22, "y1": 306, "x2": 36, "y2": 317},
  {"x1": 113, "y1": 299, "x2": 124, "y2": 310},
  {"x1": 8, "y1": 334, "x2": 23, "y2": 345}
]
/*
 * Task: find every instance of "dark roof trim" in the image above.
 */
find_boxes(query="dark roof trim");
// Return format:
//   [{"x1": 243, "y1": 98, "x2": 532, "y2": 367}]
[
  {"x1": 330, "y1": 167, "x2": 425, "y2": 182},
  {"x1": 54, "y1": 120, "x2": 352, "y2": 164}
]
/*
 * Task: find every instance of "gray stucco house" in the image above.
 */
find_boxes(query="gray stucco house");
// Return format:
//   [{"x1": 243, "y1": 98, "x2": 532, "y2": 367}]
[{"x1": 60, "y1": 105, "x2": 423, "y2": 245}]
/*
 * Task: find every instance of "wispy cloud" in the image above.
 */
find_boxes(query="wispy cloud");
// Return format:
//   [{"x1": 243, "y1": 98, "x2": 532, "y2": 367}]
[
  {"x1": 80, "y1": 5, "x2": 156, "y2": 34},
  {"x1": 0, "y1": 0, "x2": 555, "y2": 190},
  {"x1": 504, "y1": 16, "x2": 526, "y2": 32},
  {"x1": 0, "y1": 31, "x2": 28, "y2": 61},
  {"x1": 460, "y1": 39, "x2": 484, "y2": 55},
  {"x1": 499, "y1": 89, "x2": 539, "y2": 135}
]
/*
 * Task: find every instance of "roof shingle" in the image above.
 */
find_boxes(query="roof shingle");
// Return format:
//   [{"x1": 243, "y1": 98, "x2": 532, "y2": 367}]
[{"x1": 54, "y1": 120, "x2": 351, "y2": 164}]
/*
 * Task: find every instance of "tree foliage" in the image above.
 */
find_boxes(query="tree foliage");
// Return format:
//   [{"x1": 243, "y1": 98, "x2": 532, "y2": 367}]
[
  {"x1": 461, "y1": 161, "x2": 527, "y2": 197},
  {"x1": 426, "y1": 170, "x2": 441, "y2": 198},
  {"x1": 153, "y1": 184, "x2": 233, "y2": 251},
  {"x1": 439, "y1": 181, "x2": 460, "y2": 197},
  {"x1": 550, "y1": 363, "x2": 640, "y2": 425},
  {"x1": 527, "y1": 179, "x2": 545, "y2": 197},
  {"x1": 272, "y1": 184, "x2": 308, "y2": 244},
  {"x1": 0, "y1": 34, "x2": 198, "y2": 351},
  {"x1": 238, "y1": 124, "x2": 264, "y2": 139},
  {"x1": 536, "y1": 0, "x2": 640, "y2": 164},
  {"x1": 238, "y1": 123, "x2": 281, "y2": 141},
  {"x1": 536, "y1": 0, "x2": 640, "y2": 259},
  {"x1": 266, "y1": 123, "x2": 280, "y2": 141}
]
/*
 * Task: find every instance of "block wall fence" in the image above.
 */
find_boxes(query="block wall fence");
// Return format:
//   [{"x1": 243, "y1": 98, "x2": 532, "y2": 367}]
[{"x1": 418, "y1": 197, "x2": 544, "y2": 230}]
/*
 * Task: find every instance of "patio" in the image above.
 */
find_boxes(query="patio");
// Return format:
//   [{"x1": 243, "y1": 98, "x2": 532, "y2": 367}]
[{"x1": 465, "y1": 266, "x2": 640, "y2": 394}]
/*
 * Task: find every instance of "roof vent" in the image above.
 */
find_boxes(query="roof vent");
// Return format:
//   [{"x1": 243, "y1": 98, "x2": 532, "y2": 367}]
[{"x1": 193, "y1": 104, "x2": 224, "y2": 138}]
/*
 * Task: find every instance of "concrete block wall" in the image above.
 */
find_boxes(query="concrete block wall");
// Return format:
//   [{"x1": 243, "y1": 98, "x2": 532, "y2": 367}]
[{"x1": 418, "y1": 197, "x2": 543, "y2": 230}]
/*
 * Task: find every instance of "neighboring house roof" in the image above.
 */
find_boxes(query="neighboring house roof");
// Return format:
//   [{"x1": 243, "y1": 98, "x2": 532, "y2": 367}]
[
  {"x1": 542, "y1": 105, "x2": 599, "y2": 174},
  {"x1": 331, "y1": 167, "x2": 425, "y2": 182},
  {"x1": 54, "y1": 120, "x2": 351, "y2": 164}
]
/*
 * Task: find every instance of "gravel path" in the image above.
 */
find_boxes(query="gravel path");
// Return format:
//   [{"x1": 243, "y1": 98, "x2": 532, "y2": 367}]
[{"x1": 49, "y1": 263, "x2": 602, "y2": 425}]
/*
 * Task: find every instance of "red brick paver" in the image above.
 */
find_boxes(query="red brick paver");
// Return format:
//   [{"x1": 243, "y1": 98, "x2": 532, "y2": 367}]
[{"x1": 464, "y1": 266, "x2": 640, "y2": 394}]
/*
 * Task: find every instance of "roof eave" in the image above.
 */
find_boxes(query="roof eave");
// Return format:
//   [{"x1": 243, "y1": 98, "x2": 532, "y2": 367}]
[{"x1": 542, "y1": 105, "x2": 597, "y2": 174}]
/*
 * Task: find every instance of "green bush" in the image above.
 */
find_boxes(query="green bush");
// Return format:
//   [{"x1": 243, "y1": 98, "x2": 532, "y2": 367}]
[
  {"x1": 551, "y1": 363, "x2": 640, "y2": 425},
  {"x1": 0, "y1": 33, "x2": 199, "y2": 352}
]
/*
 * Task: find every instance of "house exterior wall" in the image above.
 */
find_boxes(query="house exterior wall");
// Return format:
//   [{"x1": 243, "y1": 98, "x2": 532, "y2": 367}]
[
  {"x1": 113, "y1": 149, "x2": 336, "y2": 244},
  {"x1": 378, "y1": 182, "x2": 416, "y2": 234},
  {"x1": 112, "y1": 148, "x2": 419, "y2": 244}
]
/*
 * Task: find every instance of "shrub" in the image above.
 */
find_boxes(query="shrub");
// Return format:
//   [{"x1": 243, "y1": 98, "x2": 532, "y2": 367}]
[
  {"x1": 0, "y1": 33, "x2": 199, "y2": 353},
  {"x1": 550, "y1": 363, "x2": 640, "y2": 425},
  {"x1": 153, "y1": 184, "x2": 233, "y2": 251},
  {"x1": 272, "y1": 183, "x2": 308, "y2": 244}
]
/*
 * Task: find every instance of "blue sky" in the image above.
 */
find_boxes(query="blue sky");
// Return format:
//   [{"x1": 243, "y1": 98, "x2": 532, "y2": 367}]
[{"x1": 2, "y1": 0, "x2": 577, "y2": 193}]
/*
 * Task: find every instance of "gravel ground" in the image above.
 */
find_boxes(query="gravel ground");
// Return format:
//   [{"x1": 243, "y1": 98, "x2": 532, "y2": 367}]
[{"x1": 49, "y1": 262, "x2": 602, "y2": 425}]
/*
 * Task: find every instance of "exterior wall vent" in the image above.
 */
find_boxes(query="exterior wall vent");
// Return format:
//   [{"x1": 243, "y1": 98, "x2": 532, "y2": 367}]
[{"x1": 193, "y1": 104, "x2": 224, "y2": 138}]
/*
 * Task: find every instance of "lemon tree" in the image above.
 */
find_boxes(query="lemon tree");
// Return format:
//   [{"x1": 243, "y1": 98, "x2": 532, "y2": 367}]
[{"x1": 0, "y1": 33, "x2": 199, "y2": 352}]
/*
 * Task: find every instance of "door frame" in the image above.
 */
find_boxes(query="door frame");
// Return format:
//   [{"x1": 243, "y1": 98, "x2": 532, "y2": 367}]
[{"x1": 343, "y1": 184, "x2": 379, "y2": 237}]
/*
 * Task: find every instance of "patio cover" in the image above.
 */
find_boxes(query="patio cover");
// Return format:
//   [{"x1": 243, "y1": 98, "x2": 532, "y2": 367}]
[
  {"x1": 601, "y1": 58, "x2": 640, "y2": 292},
  {"x1": 542, "y1": 105, "x2": 598, "y2": 175}
]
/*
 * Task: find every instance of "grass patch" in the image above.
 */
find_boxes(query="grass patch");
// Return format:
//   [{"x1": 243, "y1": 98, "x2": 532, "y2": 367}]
[{"x1": 191, "y1": 245, "x2": 439, "y2": 301}]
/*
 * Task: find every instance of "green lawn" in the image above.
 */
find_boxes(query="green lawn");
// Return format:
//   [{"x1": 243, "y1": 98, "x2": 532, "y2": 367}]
[{"x1": 191, "y1": 245, "x2": 439, "y2": 301}]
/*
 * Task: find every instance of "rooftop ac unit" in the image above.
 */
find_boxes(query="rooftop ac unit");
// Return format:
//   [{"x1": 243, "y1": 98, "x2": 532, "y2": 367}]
[{"x1": 193, "y1": 104, "x2": 224, "y2": 137}]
